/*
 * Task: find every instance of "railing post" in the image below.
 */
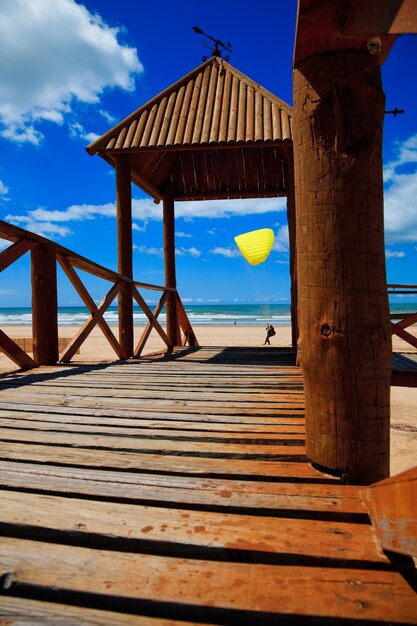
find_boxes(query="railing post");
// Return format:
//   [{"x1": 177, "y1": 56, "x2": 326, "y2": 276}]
[
  {"x1": 116, "y1": 153, "x2": 133, "y2": 358},
  {"x1": 31, "y1": 243, "x2": 58, "y2": 365},
  {"x1": 163, "y1": 184, "x2": 179, "y2": 347}
]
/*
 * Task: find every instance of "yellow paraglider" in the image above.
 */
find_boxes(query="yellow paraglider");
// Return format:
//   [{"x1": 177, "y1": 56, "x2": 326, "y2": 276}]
[{"x1": 234, "y1": 228, "x2": 274, "y2": 266}]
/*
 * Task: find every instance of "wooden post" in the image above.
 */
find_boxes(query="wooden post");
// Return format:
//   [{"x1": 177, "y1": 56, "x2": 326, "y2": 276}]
[
  {"x1": 285, "y1": 157, "x2": 298, "y2": 351},
  {"x1": 293, "y1": 51, "x2": 391, "y2": 484},
  {"x1": 31, "y1": 244, "x2": 58, "y2": 365},
  {"x1": 163, "y1": 184, "x2": 179, "y2": 347},
  {"x1": 116, "y1": 154, "x2": 133, "y2": 358}
]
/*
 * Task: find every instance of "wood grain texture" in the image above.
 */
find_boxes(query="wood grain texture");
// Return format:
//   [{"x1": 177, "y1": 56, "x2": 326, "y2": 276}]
[
  {"x1": 293, "y1": 51, "x2": 391, "y2": 484},
  {"x1": 31, "y1": 244, "x2": 58, "y2": 365},
  {"x1": 0, "y1": 347, "x2": 414, "y2": 623}
]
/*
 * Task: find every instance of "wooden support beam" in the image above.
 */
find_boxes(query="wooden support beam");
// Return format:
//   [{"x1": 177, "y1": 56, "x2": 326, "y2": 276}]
[
  {"x1": 0, "y1": 329, "x2": 36, "y2": 370},
  {"x1": 134, "y1": 291, "x2": 170, "y2": 357},
  {"x1": 293, "y1": 51, "x2": 391, "y2": 484},
  {"x1": 0, "y1": 239, "x2": 32, "y2": 271},
  {"x1": 163, "y1": 184, "x2": 179, "y2": 347},
  {"x1": 132, "y1": 285, "x2": 170, "y2": 347},
  {"x1": 176, "y1": 294, "x2": 199, "y2": 347},
  {"x1": 284, "y1": 158, "x2": 298, "y2": 351},
  {"x1": 116, "y1": 154, "x2": 134, "y2": 358},
  {"x1": 57, "y1": 255, "x2": 126, "y2": 361},
  {"x1": 31, "y1": 244, "x2": 58, "y2": 366}
]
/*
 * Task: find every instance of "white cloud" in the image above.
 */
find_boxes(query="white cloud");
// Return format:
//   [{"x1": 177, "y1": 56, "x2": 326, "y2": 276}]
[
  {"x1": 0, "y1": 0, "x2": 143, "y2": 144},
  {"x1": 135, "y1": 245, "x2": 163, "y2": 257},
  {"x1": 4, "y1": 214, "x2": 72, "y2": 238},
  {"x1": 132, "y1": 222, "x2": 146, "y2": 232},
  {"x1": 68, "y1": 122, "x2": 100, "y2": 143},
  {"x1": 176, "y1": 231, "x2": 192, "y2": 238},
  {"x1": 99, "y1": 109, "x2": 117, "y2": 124},
  {"x1": 384, "y1": 133, "x2": 417, "y2": 243},
  {"x1": 272, "y1": 225, "x2": 289, "y2": 252},
  {"x1": 176, "y1": 246, "x2": 201, "y2": 257},
  {"x1": 210, "y1": 246, "x2": 240, "y2": 258},
  {"x1": 385, "y1": 249, "x2": 406, "y2": 259},
  {"x1": 176, "y1": 197, "x2": 287, "y2": 219},
  {"x1": 0, "y1": 289, "x2": 19, "y2": 295},
  {"x1": 6, "y1": 203, "x2": 116, "y2": 225},
  {"x1": 0, "y1": 179, "x2": 9, "y2": 196}
]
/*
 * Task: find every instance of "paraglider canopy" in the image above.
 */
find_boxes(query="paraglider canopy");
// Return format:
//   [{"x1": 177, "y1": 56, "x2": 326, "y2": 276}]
[{"x1": 234, "y1": 228, "x2": 275, "y2": 266}]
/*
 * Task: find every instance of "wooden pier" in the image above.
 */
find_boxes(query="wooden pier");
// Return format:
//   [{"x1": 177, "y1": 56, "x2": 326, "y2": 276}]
[{"x1": 0, "y1": 347, "x2": 416, "y2": 624}]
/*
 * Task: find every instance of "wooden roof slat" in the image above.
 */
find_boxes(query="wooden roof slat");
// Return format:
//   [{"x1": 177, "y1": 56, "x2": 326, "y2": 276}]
[
  {"x1": 166, "y1": 84, "x2": 185, "y2": 146},
  {"x1": 200, "y1": 63, "x2": 217, "y2": 143},
  {"x1": 227, "y1": 75, "x2": 239, "y2": 141},
  {"x1": 123, "y1": 119, "x2": 138, "y2": 149},
  {"x1": 87, "y1": 58, "x2": 292, "y2": 155},
  {"x1": 191, "y1": 64, "x2": 211, "y2": 144},
  {"x1": 245, "y1": 84, "x2": 255, "y2": 142},
  {"x1": 218, "y1": 70, "x2": 232, "y2": 142},
  {"x1": 263, "y1": 98, "x2": 272, "y2": 141},
  {"x1": 183, "y1": 71, "x2": 203, "y2": 144},
  {"x1": 174, "y1": 79, "x2": 194, "y2": 145},
  {"x1": 208, "y1": 68, "x2": 225, "y2": 143},
  {"x1": 149, "y1": 96, "x2": 168, "y2": 147},
  {"x1": 131, "y1": 110, "x2": 149, "y2": 148},
  {"x1": 157, "y1": 91, "x2": 177, "y2": 146},
  {"x1": 141, "y1": 103, "x2": 159, "y2": 147},
  {"x1": 236, "y1": 79, "x2": 247, "y2": 142},
  {"x1": 254, "y1": 91, "x2": 263, "y2": 141}
]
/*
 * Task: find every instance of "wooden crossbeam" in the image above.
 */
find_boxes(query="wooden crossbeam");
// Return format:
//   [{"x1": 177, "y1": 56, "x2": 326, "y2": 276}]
[
  {"x1": 0, "y1": 329, "x2": 36, "y2": 370},
  {"x1": 57, "y1": 254, "x2": 126, "y2": 361},
  {"x1": 176, "y1": 294, "x2": 199, "y2": 347},
  {"x1": 0, "y1": 239, "x2": 32, "y2": 272},
  {"x1": 391, "y1": 324, "x2": 417, "y2": 350},
  {"x1": 134, "y1": 290, "x2": 170, "y2": 357},
  {"x1": 132, "y1": 285, "x2": 170, "y2": 348}
]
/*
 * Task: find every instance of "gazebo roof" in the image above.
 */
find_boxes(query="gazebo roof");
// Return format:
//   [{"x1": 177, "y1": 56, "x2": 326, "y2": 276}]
[{"x1": 87, "y1": 57, "x2": 293, "y2": 203}]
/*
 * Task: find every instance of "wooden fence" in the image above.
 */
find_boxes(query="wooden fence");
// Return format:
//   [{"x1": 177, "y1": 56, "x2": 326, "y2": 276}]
[
  {"x1": 0, "y1": 220, "x2": 197, "y2": 370},
  {"x1": 388, "y1": 284, "x2": 417, "y2": 350}
]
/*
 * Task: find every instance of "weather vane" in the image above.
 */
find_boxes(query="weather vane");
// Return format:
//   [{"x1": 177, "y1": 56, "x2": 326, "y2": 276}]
[
  {"x1": 192, "y1": 26, "x2": 232, "y2": 62},
  {"x1": 385, "y1": 108, "x2": 405, "y2": 117}
]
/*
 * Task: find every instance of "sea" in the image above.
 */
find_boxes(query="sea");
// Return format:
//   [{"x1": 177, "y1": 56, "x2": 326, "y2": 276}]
[{"x1": 0, "y1": 302, "x2": 415, "y2": 327}]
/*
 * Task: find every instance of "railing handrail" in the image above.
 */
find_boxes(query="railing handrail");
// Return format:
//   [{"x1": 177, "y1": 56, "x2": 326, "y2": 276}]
[
  {"x1": 0, "y1": 219, "x2": 198, "y2": 369},
  {"x1": 388, "y1": 283, "x2": 417, "y2": 293},
  {"x1": 0, "y1": 219, "x2": 130, "y2": 284}
]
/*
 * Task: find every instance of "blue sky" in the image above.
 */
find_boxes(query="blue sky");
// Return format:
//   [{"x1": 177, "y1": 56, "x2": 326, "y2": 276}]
[{"x1": 0, "y1": 0, "x2": 416, "y2": 307}]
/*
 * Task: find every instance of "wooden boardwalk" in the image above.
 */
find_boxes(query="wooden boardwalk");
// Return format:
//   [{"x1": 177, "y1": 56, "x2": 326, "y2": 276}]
[{"x1": 0, "y1": 346, "x2": 416, "y2": 624}]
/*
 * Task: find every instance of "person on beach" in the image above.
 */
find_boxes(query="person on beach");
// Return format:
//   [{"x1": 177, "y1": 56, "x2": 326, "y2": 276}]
[{"x1": 264, "y1": 324, "x2": 276, "y2": 345}]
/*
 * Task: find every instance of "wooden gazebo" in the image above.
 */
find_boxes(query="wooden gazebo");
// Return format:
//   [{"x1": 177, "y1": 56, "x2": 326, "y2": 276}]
[
  {"x1": 86, "y1": 1, "x2": 416, "y2": 488},
  {"x1": 87, "y1": 56, "x2": 298, "y2": 354}
]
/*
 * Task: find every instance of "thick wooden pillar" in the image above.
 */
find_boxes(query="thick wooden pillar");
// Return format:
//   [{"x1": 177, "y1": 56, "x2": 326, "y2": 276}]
[
  {"x1": 285, "y1": 157, "x2": 298, "y2": 351},
  {"x1": 163, "y1": 185, "x2": 179, "y2": 347},
  {"x1": 31, "y1": 244, "x2": 58, "y2": 365},
  {"x1": 116, "y1": 154, "x2": 133, "y2": 358},
  {"x1": 293, "y1": 51, "x2": 391, "y2": 484}
]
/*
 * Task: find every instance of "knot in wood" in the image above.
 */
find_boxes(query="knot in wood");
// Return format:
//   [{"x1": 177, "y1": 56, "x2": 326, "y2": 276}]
[
  {"x1": 370, "y1": 326, "x2": 385, "y2": 346},
  {"x1": 320, "y1": 323, "x2": 332, "y2": 338}
]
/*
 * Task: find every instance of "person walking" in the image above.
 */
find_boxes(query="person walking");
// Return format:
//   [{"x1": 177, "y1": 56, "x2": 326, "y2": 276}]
[{"x1": 264, "y1": 324, "x2": 276, "y2": 345}]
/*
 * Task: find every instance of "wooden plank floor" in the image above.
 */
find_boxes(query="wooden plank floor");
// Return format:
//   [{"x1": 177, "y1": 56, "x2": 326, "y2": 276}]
[{"x1": 0, "y1": 346, "x2": 416, "y2": 625}]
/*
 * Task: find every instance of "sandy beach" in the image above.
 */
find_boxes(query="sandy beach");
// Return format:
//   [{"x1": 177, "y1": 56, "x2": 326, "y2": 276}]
[{"x1": 0, "y1": 323, "x2": 416, "y2": 478}]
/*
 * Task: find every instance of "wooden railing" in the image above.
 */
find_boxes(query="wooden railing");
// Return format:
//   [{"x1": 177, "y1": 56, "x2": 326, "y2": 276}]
[
  {"x1": 0, "y1": 220, "x2": 198, "y2": 370},
  {"x1": 388, "y1": 284, "x2": 417, "y2": 350}
]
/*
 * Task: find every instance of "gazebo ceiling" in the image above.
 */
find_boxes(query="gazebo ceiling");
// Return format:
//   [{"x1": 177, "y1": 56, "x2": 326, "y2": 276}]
[{"x1": 87, "y1": 57, "x2": 293, "y2": 203}]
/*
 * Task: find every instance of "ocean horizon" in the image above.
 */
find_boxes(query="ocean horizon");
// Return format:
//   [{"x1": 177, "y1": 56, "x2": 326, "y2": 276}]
[{"x1": 0, "y1": 302, "x2": 416, "y2": 327}]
